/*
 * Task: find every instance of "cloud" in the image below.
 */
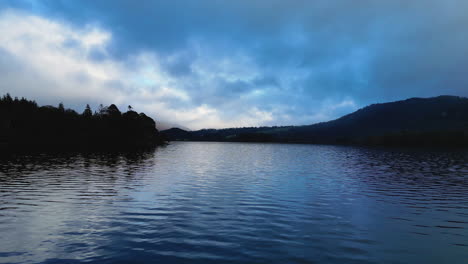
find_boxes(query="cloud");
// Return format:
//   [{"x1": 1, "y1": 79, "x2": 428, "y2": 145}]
[
  {"x1": 0, "y1": 10, "x2": 115, "y2": 102},
  {"x1": 1, "y1": 1, "x2": 468, "y2": 130},
  {"x1": 0, "y1": 10, "x2": 284, "y2": 129}
]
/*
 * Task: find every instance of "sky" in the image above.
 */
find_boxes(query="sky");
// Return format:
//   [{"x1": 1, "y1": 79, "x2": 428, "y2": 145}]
[{"x1": 0, "y1": 0, "x2": 467, "y2": 130}]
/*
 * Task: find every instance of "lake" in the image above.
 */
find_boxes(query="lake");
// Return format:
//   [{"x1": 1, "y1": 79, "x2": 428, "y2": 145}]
[{"x1": 0, "y1": 142, "x2": 467, "y2": 264}]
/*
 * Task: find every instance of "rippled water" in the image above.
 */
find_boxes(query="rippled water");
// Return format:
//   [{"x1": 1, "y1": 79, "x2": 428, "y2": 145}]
[{"x1": 1, "y1": 142, "x2": 467, "y2": 264}]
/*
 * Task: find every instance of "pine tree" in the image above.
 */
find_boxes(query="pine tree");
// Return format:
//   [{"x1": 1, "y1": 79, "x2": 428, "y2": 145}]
[
  {"x1": 58, "y1": 102, "x2": 65, "y2": 112},
  {"x1": 83, "y1": 104, "x2": 92, "y2": 117}
]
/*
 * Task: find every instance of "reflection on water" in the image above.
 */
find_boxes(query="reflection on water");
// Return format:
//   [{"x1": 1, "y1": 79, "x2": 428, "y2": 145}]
[{"x1": 0, "y1": 142, "x2": 467, "y2": 264}]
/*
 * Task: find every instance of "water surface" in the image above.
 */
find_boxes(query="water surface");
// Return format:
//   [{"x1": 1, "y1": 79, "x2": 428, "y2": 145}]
[{"x1": 1, "y1": 142, "x2": 467, "y2": 263}]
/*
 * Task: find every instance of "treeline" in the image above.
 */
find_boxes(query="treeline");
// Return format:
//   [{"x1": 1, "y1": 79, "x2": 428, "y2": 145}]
[
  {"x1": 0, "y1": 94, "x2": 166, "y2": 151},
  {"x1": 363, "y1": 130, "x2": 468, "y2": 147},
  {"x1": 163, "y1": 128, "x2": 468, "y2": 147},
  {"x1": 162, "y1": 96, "x2": 468, "y2": 148}
]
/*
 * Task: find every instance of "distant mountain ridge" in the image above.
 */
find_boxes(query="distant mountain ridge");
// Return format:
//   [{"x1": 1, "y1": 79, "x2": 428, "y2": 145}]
[{"x1": 162, "y1": 95, "x2": 468, "y2": 147}]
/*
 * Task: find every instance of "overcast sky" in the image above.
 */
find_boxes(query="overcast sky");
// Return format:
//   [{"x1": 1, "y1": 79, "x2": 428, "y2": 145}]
[{"x1": 1, "y1": 0, "x2": 467, "y2": 130}]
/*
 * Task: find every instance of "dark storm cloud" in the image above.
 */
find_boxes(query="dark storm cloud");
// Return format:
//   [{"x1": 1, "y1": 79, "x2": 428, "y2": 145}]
[{"x1": 1, "y1": 0, "x2": 468, "y2": 129}]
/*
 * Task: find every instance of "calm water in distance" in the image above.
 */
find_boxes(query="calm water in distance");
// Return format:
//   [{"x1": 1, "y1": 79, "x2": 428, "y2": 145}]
[{"x1": 0, "y1": 142, "x2": 467, "y2": 264}]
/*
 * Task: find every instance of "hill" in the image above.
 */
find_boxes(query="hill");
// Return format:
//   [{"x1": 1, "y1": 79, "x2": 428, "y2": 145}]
[{"x1": 161, "y1": 96, "x2": 468, "y2": 147}]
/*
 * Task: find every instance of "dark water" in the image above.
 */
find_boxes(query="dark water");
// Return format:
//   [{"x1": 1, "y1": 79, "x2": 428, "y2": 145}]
[{"x1": 1, "y1": 142, "x2": 467, "y2": 264}]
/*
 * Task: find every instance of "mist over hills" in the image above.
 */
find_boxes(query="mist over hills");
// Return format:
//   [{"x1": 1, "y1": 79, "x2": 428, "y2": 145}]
[{"x1": 162, "y1": 96, "x2": 468, "y2": 147}]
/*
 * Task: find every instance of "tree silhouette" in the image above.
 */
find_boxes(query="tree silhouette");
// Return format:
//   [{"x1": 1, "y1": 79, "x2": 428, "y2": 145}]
[
  {"x1": 0, "y1": 94, "x2": 166, "y2": 151},
  {"x1": 82, "y1": 104, "x2": 92, "y2": 118},
  {"x1": 107, "y1": 104, "x2": 121, "y2": 117},
  {"x1": 58, "y1": 102, "x2": 65, "y2": 112}
]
